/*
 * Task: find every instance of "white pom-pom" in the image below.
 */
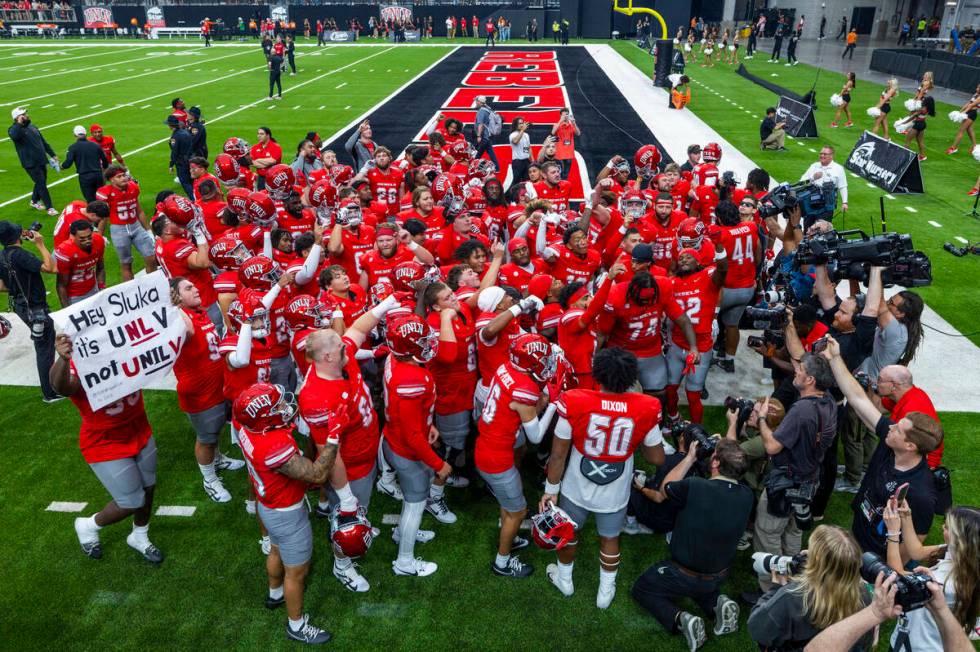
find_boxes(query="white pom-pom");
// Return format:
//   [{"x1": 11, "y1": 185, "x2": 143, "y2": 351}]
[
  {"x1": 904, "y1": 98, "x2": 922, "y2": 112},
  {"x1": 949, "y1": 111, "x2": 968, "y2": 123},
  {"x1": 973, "y1": 145, "x2": 980, "y2": 163},
  {"x1": 728, "y1": 45, "x2": 736, "y2": 51},
  {"x1": 894, "y1": 118, "x2": 912, "y2": 134},
  {"x1": 684, "y1": 43, "x2": 692, "y2": 52},
  {"x1": 830, "y1": 93, "x2": 844, "y2": 108},
  {"x1": 668, "y1": 73, "x2": 682, "y2": 88},
  {"x1": 673, "y1": 38, "x2": 680, "y2": 45},
  {"x1": 704, "y1": 48, "x2": 713, "y2": 55},
  {"x1": 867, "y1": 107, "x2": 882, "y2": 118}
]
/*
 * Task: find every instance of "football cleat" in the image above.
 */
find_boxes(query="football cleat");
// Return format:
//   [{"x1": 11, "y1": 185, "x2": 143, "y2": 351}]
[
  {"x1": 376, "y1": 474, "x2": 403, "y2": 500},
  {"x1": 203, "y1": 477, "x2": 232, "y2": 503},
  {"x1": 214, "y1": 451, "x2": 245, "y2": 471},
  {"x1": 445, "y1": 473, "x2": 470, "y2": 489},
  {"x1": 491, "y1": 555, "x2": 534, "y2": 579},
  {"x1": 596, "y1": 584, "x2": 616, "y2": 609},
  {"x1": 425, "y1": 496, "x2": 457, "y2": 524},
  {"x1": 259, "y1": 535, "x2": 271, "y2": 555},
  {"x1": 264, "y1": 593, "x2": 285, "y2": 610},
  {"x1": 73, "y1": 517, "x2": 103, "y2": 560},
  {"x1": 392, "y1": 557, "x2": 438, "y2": 577},
  {"x1": 622, "y1": 518, "x2": 653, "y2": 536},
  {"x1": 315, "y1": 503, "x2": 333, "y2": 519},
  {"x1": 511, "y1": 536, "x2": 530, "y2": 552},
  {"x1": 285, "y1": 615, "x2": 332, "y2": 645},
  {"x1": 392, "y1": 528, "x2": 435, "y2": 544},
  {"x1": 333, "y1": 560, "x2": 370, "y2": 592},
  {"x1": 680, "y1": 612, "x2": 707, "y2": 651},
  {"x1": 713, "y1": 594, "x2": 740, "y2": 636},
  {"x1": 126, "y1": 533, "x2": 164, "y2": 565},
  {"x1": 546, "y1": 563, "x2": 574, "y2": 596}
]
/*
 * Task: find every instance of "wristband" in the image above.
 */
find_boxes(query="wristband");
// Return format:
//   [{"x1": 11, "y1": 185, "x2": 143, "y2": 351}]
[
  {"x1": 508, "y1": 304, "x2": 522, "y2": 317},
  {"x1": 544, "y1": 481, "x2": 561, "y2": 495},
  {"x1": 407, "y1": 241, "x2": 419, "y2": 251},
  {"x1": 606, "y1": 158, "x2": 616, "y2": 169},
  {"x1": 326, "y1": 435, "x2": 340, "y2": 446},
  {"x1": 331, "y1": 310, "x2": 344, "y2": 321},
  {"x1": 714, "y1": 249, "x2": 727, "y2": 261}
]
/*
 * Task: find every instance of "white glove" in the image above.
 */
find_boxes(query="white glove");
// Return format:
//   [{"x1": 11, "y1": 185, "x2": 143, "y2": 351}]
[
  {"x1": 519, "y1": 296, "x2": 543, "y2": 313},
  {"x1": 370, "y1": 293, "x2": 401, "y2": 319}
]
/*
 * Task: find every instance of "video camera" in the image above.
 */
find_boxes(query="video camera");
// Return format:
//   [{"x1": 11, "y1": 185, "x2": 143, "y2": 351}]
[
  {"x1": 758, "y1": 180, "x2": 837, "y2": 221},
  {"x1": 860, "y1": 553, "x2": 933, "y2": 612},
  {"x1": 795, "y1": 229, "x2": 932, "y2": 288},
  {"x1": 752, "y1": 551, "x2": 807, "y2": 577}
]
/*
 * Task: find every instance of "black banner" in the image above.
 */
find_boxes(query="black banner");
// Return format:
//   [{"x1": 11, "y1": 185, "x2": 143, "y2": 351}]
[
  {"x1": 845, "y1": 131, "x2": 923, "y2": 194},
  {"x1": 776, "y1": 95, "x2": 817, "y2": 138},
  {"x1": 322, "y1": 30, "x2": 357, "y2": 42},
  {"x1": 388, "y1": 29, "x2": 421, "y2": 42}
]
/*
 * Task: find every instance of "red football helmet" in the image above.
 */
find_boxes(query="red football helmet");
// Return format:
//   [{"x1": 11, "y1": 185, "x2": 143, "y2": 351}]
[
  {"x1": 223, "y1": 137, "x2": 250, "y2": 159},
  {"x1": 467, "y1": 158, "x2": 496, "y2": 183},
  {"x1": 415, "y1": 164, "x2": 440, "y2": 185},
  {"x1": 369, "y1": 280, "x2": 394, "y2": 306},
  {"x1": 0, "y1": 315, "x2": 11, "y2": 340},
  {"x1": 233, "y1": 382, "x2": 297, "y2": 433},
  {"x1": 677, "y1": 217, "x2": 706, "y2": 249},
  {"x1": 464, "y1": 186, "x2": 487, "y2": 215},
  {"x1": 509, "y1": 333, "x2": 557, "y2": 383},
  {"x1": 227, "y1": 294, "x2": 272, "y2": 337},
  {"x1": 245, "y1": 191, "x2": 277, "y2": 227},
  {"x1": 159, "y1": 194, "x2": 202, "y2": 228},
  {"x1": 266, "y1": 164, "x2": 295, "y2": 200},
  {"x1": 612, "y1": 158, "x2": 632, "y2": 177},
  {"x1": 531, "y1": 502, "x2": 578, "y2": 550},
  {"x1": 431, "y1": 173, "x2": 465, "y2": 217},
  {"x1": 308, "y1": 179, "x2": 337, "y2": 223},
  {"x1": 634, "y1": 144, "x2": 662, "y2": 177},
  {"x1": 284, "y1": 294, "x2": 329, "y2": 330},
  {"x1": 226, "y1": 187, "x2": 250, "y2": 217},
  {"x1": 333, "y1": 198, "x2": 361, "y2": 227},
  {"x1": 392, "y1": 260, "x2": 439, "y2": 294},
  {"x1": 619, "y1": 189, "x2": 649, "y2": 220},
  {"x1": 209, "y1": 235, "x2": 253, "y2": 270},
  {"x1": 702, "y1": 142, "x2": 722, "y2": 163},
  {"x1": 213, "y1": 153, "x2": 241, "y2": 187},
  {"x1": 329, "y1": 164, "x2": 354, "y2": 186},
  {"x1": 238, "y1": 255, "x2": 282, "y2": 291},
  {"x1": 385, "y1": 313, "x2": 438, "y2": 363},
  {"x1": 331, "y1": 508, "x2": 374, "y2": 559},
  {"x1": 447, "y1": 140, "x2": 474, "y2": 163}
]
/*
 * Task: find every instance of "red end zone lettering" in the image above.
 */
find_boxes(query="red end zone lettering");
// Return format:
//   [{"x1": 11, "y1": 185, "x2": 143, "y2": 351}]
[
  {"x1": 471, "y1": 61, "x2": 558, "y2": 73},
  {"x1": 479, "y1": 51, "x2": 556, "y2": 61},
  {"x1": 462, "y1": 71, "x2": 563, "y2": 87},
  {"x1": 444, "y1": 87, "x2": 567, "y2": 109}
]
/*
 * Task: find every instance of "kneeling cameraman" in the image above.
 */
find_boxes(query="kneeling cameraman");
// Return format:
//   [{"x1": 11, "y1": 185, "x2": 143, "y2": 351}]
[{"x1": 631, "y1": 439, "x2": 754, "y2": 650}]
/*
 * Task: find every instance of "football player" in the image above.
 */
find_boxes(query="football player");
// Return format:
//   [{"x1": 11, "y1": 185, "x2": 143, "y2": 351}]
[
  {"x1": 474, "y1": 287, "x2": 543, "y2": 415},
  {"x1": 53, "y1": 334, "x2": 164, "y2": 565},
  {"x1": 556, "y1": 263, "x2": 624, "y2": 390},
  {"x1": 96, "y1": 165, "x2": 157, "y2": 281},
  {"x1": 637, "y1": 192, "x2": 685, "y2": 272},
  {"x1": 89, "y1": 124, "x2": 124, "y2": 166},
  {"x1": 664, "y1": 234, "x2": 728, "y2": 425},
  {"x1": 498, "y1": 237, "x2": 546, "y2": 295},
  {"x1": 477, "y1": 334, "x2": 558, "y2": 578},
  {"x1": 360, "y1": 146, "x2": 405, "y2": 217},
  {"x1": 357, "y1": 223, "x2": 435, "y2": 290},
  {"x1": 54, "y1": 218, "x2": 105, "y2": 307},
  {"x1": 298, "y1": 294, "x2": 401, "y2": 592},
  {"x1": 381, "y1": 314, "x2": 451, "y2": 577},
  {"x1": 317, "y1": 265, "x2": 367, "y2": 328},
  {"x1": 540, "y1": 224, "x2": 600, "y2": 285},
  {"x1": 540, "y1": 347, "x2": 666, "y2": 607},
  {"x1": 234, "y1": 383, "x2": 338, "y2": 645},
  {"x1": 532, "y1": 161, "x2": 572, "y2": 214},
  {"x1": 715, "y1": 199, "x2": 762, "y2": 373},
  {"x1": 53, "y1": 200, "x2": 108, "y2": 246},
  {"x1": 171, "y1": 277, "x2": 244, "y2": 504}
]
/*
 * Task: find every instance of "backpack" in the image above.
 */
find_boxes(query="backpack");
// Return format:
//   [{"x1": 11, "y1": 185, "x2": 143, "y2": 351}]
[{"x1": 487, "y1": 108, "x2": 503, "y2": 137}]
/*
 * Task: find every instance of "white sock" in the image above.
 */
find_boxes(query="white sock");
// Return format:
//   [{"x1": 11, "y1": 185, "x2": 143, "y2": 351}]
[
  {"x1": 334, "y1": 555, "x2": 353, "y2": 571},
  {"x1": 318, "y1": 500, "x2": 330, "y2": 510},
  {"x1": 199, "y1": 463, "x2": 218, "y2": 482},
  {"x1": 599, "y1": 568, "x2": 618, "y2": 588},
  {"x1": 495, "y1": 553, "x2": 510, "y2": 568},
  {"x1": 268, "y1": 585, "x2": 283, "y2": 599},
  {"x1": 84, "y1": 514, "x2": 102, "y2": 531},
  {"x1": 396, "y1": 501, "x2": 425, "y2": 567},
  {"x1": 288, "y1": 616, "x2": 305, "y2": 631},
  {"x1": 230, "y1": 424, "x2": 240, "y2": 446},
  {"x1": 558, "y1": 561, "x2": 574, "y2": 582},
  {"x1": 429, "y1": 483, "x2": 444, "y2": 500},
  {"x1": 131, "y1": 524, "x2": 149, "y2": 545},
  {"x1": 335, "y1": 483, "x2": 357, "y2": 512}
]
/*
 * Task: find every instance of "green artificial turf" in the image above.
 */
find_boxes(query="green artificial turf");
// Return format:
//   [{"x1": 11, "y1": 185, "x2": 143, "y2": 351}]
[{"x1": 1, "y1": 39, "x2": 979, "y2": 651}]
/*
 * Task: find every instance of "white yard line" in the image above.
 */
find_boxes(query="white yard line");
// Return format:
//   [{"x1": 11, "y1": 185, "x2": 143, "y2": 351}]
[
  {"x1": 955, "y1": 236, "x2": 969, "y2": 244},
  {"x1": 46, "y1": 501, "x2": 87, "y2": 512},
  {"x1": 928, "y1": 220, "x2": 942, "y2": 227},
  {"x1": 156, "y1": 506, "x2": 196, "y2": 517},
  {"x1": 0, "y1": 45, "x2": 146, "y2": 70}
]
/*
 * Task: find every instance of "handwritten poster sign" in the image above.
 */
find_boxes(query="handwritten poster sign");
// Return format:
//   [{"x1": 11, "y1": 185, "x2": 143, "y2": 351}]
[{"x1": 50, "y1": 271, "x2": 186, "y2": 410}]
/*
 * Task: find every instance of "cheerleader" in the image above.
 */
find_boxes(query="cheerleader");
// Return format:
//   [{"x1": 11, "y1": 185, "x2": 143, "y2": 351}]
[
  {"x1": 904, "y1": 95, "x2": 936, "y2": 161},
  {"x1": 701, "y1": 36, "x2": 715, "y2": 68},
  {"x1": 870, "y1": 78, "x2": 898, "y2": 138},
  {"x1": 729, "y1": 32, "x2": 740, "y2": 64},
  {"x1": 831, "y1": 72, "x2": 856, "y2": 128},
  {"x1": 687, "y1": 32, "x2": 698, "y2": 63},
  {"x1": 947, "y1": 84, "x2": 980, "y2": 155}
]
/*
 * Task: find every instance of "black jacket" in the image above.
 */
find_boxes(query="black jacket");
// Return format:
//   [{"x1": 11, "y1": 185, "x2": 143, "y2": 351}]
[
  {"x1": 8, "y1": 120, "x2": 55, "y2": 169},
  {"x1": 189, "y1": 122, "x2": 208, "y2": 159},
  {"x1": 169, "y1": 128, "x2": 194, "y2": 167},
  {"x1": 62, "y1": 138, "x2": 108, "y2": 175}
]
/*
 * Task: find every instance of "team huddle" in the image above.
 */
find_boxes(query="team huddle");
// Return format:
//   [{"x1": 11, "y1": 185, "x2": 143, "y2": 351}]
[{"x1": 54, "y1": 116, "x2": 776, "y2": 643}]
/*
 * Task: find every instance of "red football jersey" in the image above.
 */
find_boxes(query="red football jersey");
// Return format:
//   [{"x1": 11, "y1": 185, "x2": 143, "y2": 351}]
[
  {"x1": 320, "y1": 284, "x2": 367, "y2": 328},
  {"x1": 155, "y1": 237, "x2": 218, "y2": 307},
  {"x1": 214, "y1": 269, "x2": 239, "y2": 296},
  {"x1": 54, "y1": 201, "x2": 88, "y2": 247},
  {"x1": 498, "y1": 260, "x2": 545, "y2": 295},
  {"x1": 89, "y1": 134, "x2": 115, "y2": 162},
  {"x1": 557, "y1": 308, "x2": 599, "y2": 381},
  {"x1": 366, "y1": 166, "x2": 405, "y2": 216},
  {"x1": 358, "y1": 245, "x2": 415, "y2": 288},
  {"x1": 198, "y1": 198, "x2": 230, "y2": 241},
  {"x1": 637, "y1": 210, "x2": 685, "y2": 270},
  {"x1": 720, "y1": 222, "x2": 760, "y2": 289},
  {"x1": 670, "y1": 267, "x2": 722, "y2": 351},
  {"x1": 68, "y1": 365, "x2": 152, "y2": 464},
  {"x1": 219, "y1": 333, "x2": 272, "y2": 404},
  {"x1": 536, "y1": 302, "x2": 563, "y2": 333},
  {"x1": 192, "y1": 173, "x2": 221, "y2": 202},
  {"x1": 532, "y1": 179, "x2": 572, "y2": 214},
  {"x1": 54, "y1": 233, "x2": 105, "y2": 298},
  {"x1": 96, "y1": 181, "x2": 141, "y2": 226},
  {"x1": 331, "y1": 225, "x2": 376, "y2": 281},
  {"x1": 299, "y1": 338, "x2": 380, "y2": 480},
  {"x1": 277, "y1": 209, "x2": 315, "y2": 239},
  {"x1": 546, "y1": 244, "x2": 600, "y2": 284},
  {"x1": 476, "y1": 310, "x2": 521, "y2": 385},
  {"x1": 475, "y1": 361, "x2": 541, "y2": 473},
  {"x1": 426, "y1": 303, "x2": 477, "y2": 415},
  {"x1": 557, "y1": 389, "x2": 661, "y2": 462},
  {"x1": 289, "y1": 327, "x2": 315, "y2": 378},
  {"x1": 690, "y1": 185, "x2": 719, "y2": 225},
  {"x1": 670, "y1": 178, "x2": 692, "y2": 213},
  {"x1": 240, "y1": 286, "x2": 292, "y2": 360},
  {"x1": 174, "y1": 306, "x2": 225, "y2": 413},
  {"x1": 602, "y1": 277, "x2": 681, "y2": 357},
  {"x1": 382, "y1": 356, "x2": 443, "y2": 471},
  {"x1": 238, "y1": 425, "x2": 307, "y2": 508}
]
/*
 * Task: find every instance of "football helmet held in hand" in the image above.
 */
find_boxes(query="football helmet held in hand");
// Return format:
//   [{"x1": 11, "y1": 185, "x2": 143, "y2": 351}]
[
  {"x1": 233, "y1": 383, "x2": 297, "y2": 433},
  {"x1": 531, "y1": 502, "x2": 577, "y2": 550}
]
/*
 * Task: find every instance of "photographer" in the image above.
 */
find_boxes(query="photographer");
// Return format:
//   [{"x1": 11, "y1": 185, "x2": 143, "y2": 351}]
[
  {"x1": 631, "y1": 439, "x2": 753, "y2": 651},
  {"x1": 761, "y1": 107, "x2": 787, "y2": 150},
  {"x1": 748, "y1": 525, "x2": 873, "y2": 651},
  {"x1": 0, "y1": 221, "x2": 59, "y2": 402},
  {"x1": 882, "y1": 502, "x2": 980, "y2": 650},
  {"x1": 725, "y1": 397, "x2": 786, "y2": 492},
  {"x1": 859, "y1": 267, "x2": 924, "y2": 379},
  {"x1": 508, "y1": 117, "x2": 532, "y2": 185},
  {"x1": 624, "y1": 426, "x2": 700, "y2": 536},
  {"x1": 811, "y1": 261, "x2": 876, "y2": 371},
  {"x1": 799, "y1": 146, "x2": 848, "y2": 221},
  {"x1": 822, "y1": 336, "x2": 943, "y2": 558},
  {"x1": 751, "y1": 353, "x2": 837, "y2": 594}
]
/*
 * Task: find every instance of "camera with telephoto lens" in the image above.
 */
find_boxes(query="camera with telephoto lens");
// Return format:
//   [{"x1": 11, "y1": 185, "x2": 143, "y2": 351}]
[
  {"x1": 747, "y1": 329, "x2": 785, "y2": 351},
  {"x1": 724, "y1": 396, "x2": 755, "y2": 432},
  {"x1": 853, "y1": 371, "x2": 877, "y2": 392},
  {"x1": 860, "y1": 553, "x2": 933, "y2": 612},
  {"x1": 752, "y1": 551, "x2": 807, "y2": 577},
  {"x1": 786, "y1": 481, "x2": 817, "y2": 530},
  {"x1": 744, "y1": 305, "x2": 788, "y2": 330},
  {"x1": 796, "y1": 229, "x2": 932, "y2": 288},
  {"x1": 757, "y1": 180, "x2": 836, "y2": 220},
  {"x1": 675, "y1": 421, "x2": 717, "y2": 463}
]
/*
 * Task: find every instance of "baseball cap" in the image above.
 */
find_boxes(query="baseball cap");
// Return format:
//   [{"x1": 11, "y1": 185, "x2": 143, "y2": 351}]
[
  {"x1": 687, "y1": 144, "x2": 702, "y2": 154},
  {"x1": 528, "y1": 274, "x2": 554, "y2": 301},
  {"x1": 90, "y1": 123, "x2": 102, "y2": 132},
  {"x1": 165, "y1": 115, "x2": 181, "y2": 127},
  {"x1": 73, "y1": 125, "x2": 86, "y2": 137},
  {"x1": 507, "y1": 237, "x2": 528, "y2": 253},
  {"x1": 11, "y1": 107, "x2": 27, "y2": 120},
  {"x1": 188, "y1": 106, "x2": 202, "y2": 118},
  {"x1": 631, "y1": 243, "x2": 654, "y2": 262},
  {"x1": 0, "y1": 221, "x2": 22, "y2": 246}
]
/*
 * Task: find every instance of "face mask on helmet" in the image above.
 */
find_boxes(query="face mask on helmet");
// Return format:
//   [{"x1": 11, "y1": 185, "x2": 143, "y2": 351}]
[
  {"x1": 622, "y1": 198, "x2": 647, "y2": 220},
  {"x1": 250, "y1": 306, "x2": 272, "y2": 338},
  {"x1": 335, "y1": 203, "x2": 362, "y2": 227},
  {"x1": 330, "y1": 508, "x2": 374, "y2": 558},
  {"x1": 531, "y1": 503, "x2": 578, "y2": 550}
]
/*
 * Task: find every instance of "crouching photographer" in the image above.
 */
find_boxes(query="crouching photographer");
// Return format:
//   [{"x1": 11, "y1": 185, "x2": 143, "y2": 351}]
[
  {"x1": 631, "y1": 439, "x2": 754, "y2": 651},
  {"x1": 751, "y1": 354, "x2": 837, "y2": 595},
  {"x1": 748, "y1": 525, "x2": 873, "y2": 651}
]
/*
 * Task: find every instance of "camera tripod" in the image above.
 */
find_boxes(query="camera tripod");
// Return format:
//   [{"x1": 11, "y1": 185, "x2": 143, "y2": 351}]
[{"x1": 965, "y1": 190, "x2": 980, "y2": 220}]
